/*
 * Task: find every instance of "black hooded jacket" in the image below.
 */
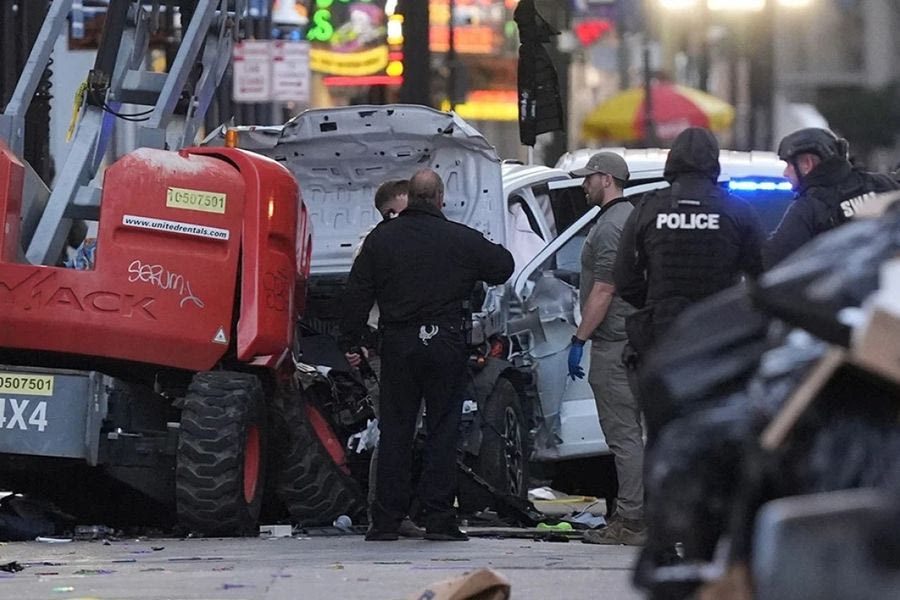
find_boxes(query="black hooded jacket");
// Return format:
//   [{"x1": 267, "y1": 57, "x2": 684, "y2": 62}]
[
  {"x1": 613, "y1": 128, "x2": 764, "y2": 343},
  {"x1": 762, "y1": 156, "x2": 899, "y2": 269}
]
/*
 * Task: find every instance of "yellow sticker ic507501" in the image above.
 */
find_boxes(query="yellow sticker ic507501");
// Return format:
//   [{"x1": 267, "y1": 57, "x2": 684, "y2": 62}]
[
  {"x1": 0, "y1": 373, "x2": 54, "y2": 396},
  {"x1": 166, "y1": 187, "x2": 227, "y2": 214}
]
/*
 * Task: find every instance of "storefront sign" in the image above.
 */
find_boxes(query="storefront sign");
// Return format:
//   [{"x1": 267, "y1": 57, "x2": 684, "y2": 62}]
[
  {"x1": 309, "y1": 45, "x2": 388, "y2": 77},
  {"x1": 307, "y1": 0, "x2": 389, "y2": 76}
]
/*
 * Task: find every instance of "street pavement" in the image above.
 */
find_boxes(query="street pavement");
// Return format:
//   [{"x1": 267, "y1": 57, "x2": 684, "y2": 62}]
[{"x1": 0, "y1": 534, "x2": 642, "y2": 599}]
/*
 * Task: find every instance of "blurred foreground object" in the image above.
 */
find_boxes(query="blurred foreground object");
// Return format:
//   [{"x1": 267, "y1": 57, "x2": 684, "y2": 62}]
[
  {"x1": 634, "y1": 193, "x2": 900, "y2": 599},
  {"x1": 407, "y1": 568, "x2": 510, "y2": 600}
]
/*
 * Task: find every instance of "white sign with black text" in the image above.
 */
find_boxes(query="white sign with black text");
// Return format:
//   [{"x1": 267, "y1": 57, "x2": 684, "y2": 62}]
[
  {"x1": 272, "y1": 41, "x2": 310, "y2": 103},
  {"x1": 233, "y1": 40, "x2": 272, "y2": 103}
]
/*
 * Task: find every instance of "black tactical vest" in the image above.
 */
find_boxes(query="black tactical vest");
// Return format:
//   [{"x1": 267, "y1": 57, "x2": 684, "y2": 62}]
[
  {"x1": 638, "y1": 183, "x2": 758, "y2": 306},
  {"x1": 820, "y1": 170, "x2": 899, "y2": 230}
]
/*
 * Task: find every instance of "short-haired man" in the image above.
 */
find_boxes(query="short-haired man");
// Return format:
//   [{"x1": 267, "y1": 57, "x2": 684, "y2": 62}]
[
  {"x1": 567, "y1": 152, "x2": 645, "y2": 546},
  {"x1": 348, "y1": 178, "x2": 411, "y2": 346},
  {"x1": 342, "y1": 169, "x2": 513, "y2": 541},
  {"x1": 764, "y1": 127, "x2": 899, "y2": 269},
  {"x1": 373, "y1": 179, "x2": 409, "y2": 220}
]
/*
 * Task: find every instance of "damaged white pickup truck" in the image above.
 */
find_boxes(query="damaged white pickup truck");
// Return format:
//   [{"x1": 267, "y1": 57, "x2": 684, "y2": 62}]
[{"x1": 208, "y1": 105, "x2": 792, "y2": 523}]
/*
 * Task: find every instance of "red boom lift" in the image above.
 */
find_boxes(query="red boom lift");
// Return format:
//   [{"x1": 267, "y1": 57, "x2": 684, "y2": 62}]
[{"x1": 0, "y1": 1, "x2": 312, "y2": 536}]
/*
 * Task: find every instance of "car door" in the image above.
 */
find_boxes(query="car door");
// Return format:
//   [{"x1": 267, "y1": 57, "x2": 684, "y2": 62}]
[
  {"x1": 510, "y1": 181, "x2": 669, "y2": 461},
  {"x1": 503, "y1": 171, "x2": 566, "y2": 277}
]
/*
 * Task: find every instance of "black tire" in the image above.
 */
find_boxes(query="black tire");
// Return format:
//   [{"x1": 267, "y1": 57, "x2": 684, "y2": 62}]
[
  {"x1": 459, "y1": 378, "x2": 529, "y2": 514},
  {"x1": 176, "y1": 371, "x2": 266, "y2": 536},
  {"x1": 276, "y1": 394, "x2": 365, "y2": 526}
]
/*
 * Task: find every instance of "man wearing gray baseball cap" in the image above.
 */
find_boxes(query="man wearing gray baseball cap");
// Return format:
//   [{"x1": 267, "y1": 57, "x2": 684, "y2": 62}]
[
  {"x1": 567, "y1": 151, "x2": 646, "y2": 545},
  {"x1": 571, "y1": 151, "x2": 631, "y2": 182}
]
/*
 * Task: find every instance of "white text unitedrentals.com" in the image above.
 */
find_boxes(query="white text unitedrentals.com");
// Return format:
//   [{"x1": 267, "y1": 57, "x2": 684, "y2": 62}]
[{"x1": 122, "y1": 215, "x2": 230, "y2": 240}]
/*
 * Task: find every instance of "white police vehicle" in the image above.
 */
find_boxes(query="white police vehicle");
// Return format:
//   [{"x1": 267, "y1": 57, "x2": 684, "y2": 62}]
[{"x1": 503, "y1": 148, "x2": 791, "y2": 469}]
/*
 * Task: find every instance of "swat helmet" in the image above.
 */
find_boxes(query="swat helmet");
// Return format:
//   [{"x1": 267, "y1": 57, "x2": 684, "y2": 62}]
[{"x1": 777, "y1": 127, "x2": 849, "y2": 162}]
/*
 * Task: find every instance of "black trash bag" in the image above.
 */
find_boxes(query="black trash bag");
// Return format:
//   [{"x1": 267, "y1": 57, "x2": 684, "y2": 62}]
[
  {"x1": 753, "y1": 204, "x2": 900, "y2": 346},
  {"x1": 802, "y1": 419, "x2": 900, "y2": 494},
  {"x1": 762, "y1": 355, "x2": 900, "y2": 496},
  {"x1": 645, "y1": 404, "x2": 757, "y2": 561},
  {"x1": 725, "y1": 358, "x2": 900, "y2": 571},
  {"x1": 632, "y1": 401, "x2": 761, "y2": 600},
  {"x1": 868, "y1": 470, "x2": 900, "y2": 570},
  {"x1": 740, "y1": 339, "x2": 895, "y2": 510},
  {"x1": 637, "y1": 285, "x2": 773, "y2": 441},
  {"x1": 743, "y1": 330, "x2": 829, "y2": 416},
  {"x1": 634, "y1": 332, "x2": 829, "y2": 597}
]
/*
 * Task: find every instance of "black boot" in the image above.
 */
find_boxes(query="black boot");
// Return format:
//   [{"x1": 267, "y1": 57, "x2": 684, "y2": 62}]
[
  {"x1": 365, "y1": 527, "x2": 399, "y2": 541},
  {"x1": 424, "y1": 527, "x2": 469, "y2": 541}
]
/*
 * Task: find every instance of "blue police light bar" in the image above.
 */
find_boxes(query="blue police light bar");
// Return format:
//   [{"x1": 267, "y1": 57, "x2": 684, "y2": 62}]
[{"x1": 728, "y1": 179, "x2": 793, "y2": 192}]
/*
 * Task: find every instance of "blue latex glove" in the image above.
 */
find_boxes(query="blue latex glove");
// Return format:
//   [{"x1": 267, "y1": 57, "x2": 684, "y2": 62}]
[{"x1": 567, "y1": 341, "x2": 585, "y2": 380}]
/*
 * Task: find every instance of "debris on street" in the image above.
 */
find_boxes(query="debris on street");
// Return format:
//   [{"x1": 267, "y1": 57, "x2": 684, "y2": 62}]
[
  {"x1": 0, "y1": 495, "x2": 72, "y2": 542},
  {"x1": 72, "y1": 568, "x2": 115, "y2": 575},
  {"x1": 564, "y1": 512, "x2": 607, "y2": 530},
  {"x1": 221, "y1": 583, "x2": 253, "y2": 590},
  {"x1": 527, "y1": 487, "x2": 560, "y2": 501},
  {"x1": 0, "y1": 560, "x2": 24, "y2": 573},
  {"x1": 259, "y1": 524, "x2": 293, "y2": 538},
  {"x1": 74, "y1": 525, "x2": 116, "y2": 541},
  {"x1": 407, "y1": 568, "x2": 511, "y2": 600}
]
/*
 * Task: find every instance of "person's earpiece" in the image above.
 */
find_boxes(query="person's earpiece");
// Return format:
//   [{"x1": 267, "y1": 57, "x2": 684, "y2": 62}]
[{"x1": 836, "y1": 138, "x2": 850, "y2": 159}]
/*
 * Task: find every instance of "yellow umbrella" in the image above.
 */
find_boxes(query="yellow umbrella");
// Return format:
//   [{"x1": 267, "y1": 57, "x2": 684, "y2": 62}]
[{"x1": 582, "y1": 83, "x2": 735, "y2": 142}]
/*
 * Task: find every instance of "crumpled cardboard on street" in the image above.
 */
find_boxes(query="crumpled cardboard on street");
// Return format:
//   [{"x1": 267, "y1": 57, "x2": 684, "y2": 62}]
[{"x1": 407, "y1": 568, "x2": 511, "y2": 600}]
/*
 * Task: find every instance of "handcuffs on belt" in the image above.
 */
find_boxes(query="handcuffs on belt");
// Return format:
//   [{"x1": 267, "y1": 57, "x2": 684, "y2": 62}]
[{"x1": 418, "y1": 324, "x2": 439, "y2": 345}]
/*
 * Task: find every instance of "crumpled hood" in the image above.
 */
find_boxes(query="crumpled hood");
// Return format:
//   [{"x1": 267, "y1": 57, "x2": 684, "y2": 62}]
[
  {"x1": 663, "y1": 127, "x2": 721, "y2": 183},
  {"x1": 203, "y1": 105, "x2": 504, "y2": 276}
]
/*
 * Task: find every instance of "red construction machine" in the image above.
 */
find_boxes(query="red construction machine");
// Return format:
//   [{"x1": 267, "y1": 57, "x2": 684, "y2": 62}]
[{"x1": 0, "y1": 1, "x2": 315, "y2": 536}]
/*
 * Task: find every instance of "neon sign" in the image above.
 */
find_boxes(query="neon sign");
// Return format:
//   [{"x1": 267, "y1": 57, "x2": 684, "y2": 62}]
[
  {"x1": 308, "y1": 0, "x2": 374, "y2": 43},
  {"x1": 306, "y1": 0, "x2": 389, "y2": 77}
]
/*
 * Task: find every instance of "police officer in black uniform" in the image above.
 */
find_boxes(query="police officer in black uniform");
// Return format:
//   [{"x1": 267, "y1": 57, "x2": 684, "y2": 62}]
[
  {"x1": 341, "y1": 168, "x2": 514, "y2": 542},
  {"x1": 613, "y1": 127, "x2": 765, "y2": 439},
  {"x1": 763, "y1": 127, "x2": 899, "y2": 269}
]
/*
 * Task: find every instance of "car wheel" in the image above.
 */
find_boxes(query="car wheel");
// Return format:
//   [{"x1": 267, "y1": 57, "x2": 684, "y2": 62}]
[{"x1": 458, "y1": 378, "x2": 529, "y2": 514}]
